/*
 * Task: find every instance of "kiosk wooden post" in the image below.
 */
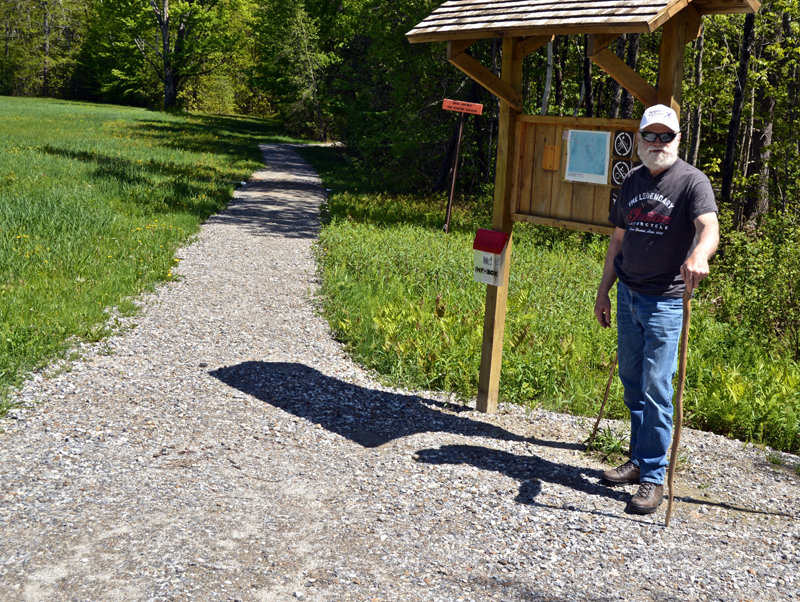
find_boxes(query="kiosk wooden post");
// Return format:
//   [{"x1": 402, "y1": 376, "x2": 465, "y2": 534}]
[
  {"x1": 476, "y1": 37, "x2": 523, "y2": 413},
  {"x1": 407, "y1": 0, "x2": 759, "y2": 414}
]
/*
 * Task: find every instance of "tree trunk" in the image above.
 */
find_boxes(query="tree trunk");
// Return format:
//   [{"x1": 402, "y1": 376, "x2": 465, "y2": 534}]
[
  {"x1": 42, "y1": 3, "x2": 50, "y2": 97},
  {"x1": 620, "y1": 34, "x2": 640, "y2": 119},
  {"x1": 688, "y1": 27, "x2": 704, "y2": 167},
  {"x1": 486, "y1": 37, "x2": 499, "y2": 184},
  {"x1": 573, "y1": 81, "x2": 585, "y2": 117},
  {"x1": 541, "y1": 40, "x2": 553, "y2": 115},
  {"x1": 582, "y1": 35, "x2": 593, "y2": 117},
  {"x1": 721, "y1": 12, "x2": 755, "y2": 210},
  {"x1": 744, "y1": 14, "x2": 784, "y2": 222},
  {"x1": 783, "y1": 64, "x2": 797, "y2": 211},
  {"x1": 595, "y1": 78, "x2": 605, "y2": 117},
  {"x1": 739, "y1": 87, "x2": 755, "y2": 177},
  {"x1": 608, "y1": 34, "x2": 626, "y2": 119},
  {"x1": 555, "y1": 36, "x2": 564, "y2": 115}
]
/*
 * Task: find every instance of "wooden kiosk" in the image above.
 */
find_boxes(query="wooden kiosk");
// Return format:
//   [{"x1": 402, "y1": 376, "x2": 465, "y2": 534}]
[{"x1": 406, "y1": 0, "x2": 759, "y2": 414}]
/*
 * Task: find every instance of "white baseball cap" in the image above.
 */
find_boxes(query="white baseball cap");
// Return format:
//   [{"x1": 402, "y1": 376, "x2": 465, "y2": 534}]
[{"x1": 640, "y1": 104, "x2": 680, "y2": 132}]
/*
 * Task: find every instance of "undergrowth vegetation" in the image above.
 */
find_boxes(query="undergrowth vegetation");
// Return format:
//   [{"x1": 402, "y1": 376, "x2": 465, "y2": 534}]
[
  {"x1": 301, "y1": 145, "x2": 800, "y2": 454},
  {"x1": 0, "y1": 97, "x2": 303, "y2": 414}
]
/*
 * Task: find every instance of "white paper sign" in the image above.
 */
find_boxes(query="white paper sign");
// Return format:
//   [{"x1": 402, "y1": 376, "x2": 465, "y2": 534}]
[{"x1": 565, "y1": 130, "x2": 611, "y2": 185}]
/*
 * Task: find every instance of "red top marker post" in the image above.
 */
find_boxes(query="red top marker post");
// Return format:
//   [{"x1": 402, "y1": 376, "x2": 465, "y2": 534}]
[{"x1": 442, "y1": 99, "x2": 484, "y2": 115}]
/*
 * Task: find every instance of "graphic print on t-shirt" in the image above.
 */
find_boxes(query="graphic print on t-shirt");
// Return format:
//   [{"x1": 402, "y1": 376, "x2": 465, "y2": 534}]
[{"x1": 624, "y1": 189, "x2": 675, "y2": 236}]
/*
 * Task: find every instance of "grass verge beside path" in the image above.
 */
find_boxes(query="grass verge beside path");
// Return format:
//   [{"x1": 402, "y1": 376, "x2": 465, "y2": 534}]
[
  {"x1": 0, "y1": 97, "x2": 305, "y2": 415},
  {"x1": 300, "y1": 145, "x2": 800, "y2": 454}
]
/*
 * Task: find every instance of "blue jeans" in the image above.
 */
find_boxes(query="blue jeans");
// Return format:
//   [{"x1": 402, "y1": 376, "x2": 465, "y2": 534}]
[{"x1": 616, "y1": 282, "x2": 683, "y2": 485}]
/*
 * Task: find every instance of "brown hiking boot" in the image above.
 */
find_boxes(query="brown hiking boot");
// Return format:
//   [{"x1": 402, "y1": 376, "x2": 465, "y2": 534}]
[
  {"x1": 629, "y1": 481, "x2": 664, "y2": 514},
  {"x1": 601, "y1": 461, "x2": 640, "y2": 485}
]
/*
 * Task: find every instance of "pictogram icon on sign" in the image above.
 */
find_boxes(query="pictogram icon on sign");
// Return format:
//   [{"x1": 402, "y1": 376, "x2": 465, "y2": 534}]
[
  {"x1": 613, "y1": 131, "x2": 634, "y2": 158},
  {"x1": 611, "y1": 160, "x2": 632, "y2": 186}
]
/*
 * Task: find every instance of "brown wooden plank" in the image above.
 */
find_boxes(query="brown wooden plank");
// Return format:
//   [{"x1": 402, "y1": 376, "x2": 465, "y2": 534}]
[
  {"x1": 646, "y1": 0, "x2": 690, "y2": 31},
  {"x1": 571, "y1": 183, "x2": 597, "y2": 223},
  {"x1": 684, "y1": 4, "x2": 702, "y2": 42},
  {"x1": 549, "y1": 124, "x2": 572, "y2": 220},
  {"x1": 447, "y1": 39, "x2": 481, "y2": 59},
  {"x1": 510, "y1": 120, "x2": 526, "y2": 214},
  {"x1": 588, "y1": 33, "x2": 620, "y2": 56},
  {"x1": 591, "y1": 47, "x2": 658, "y2": 107},
  {"x1": 511, "y1": 212, "x2": 615, "y2": 235},
  {"x1": 515, "y1": 34, "x2": 554, "y2": 58},
  {"x1": 593, "y1": 186, "x2": 613, "y2": 225},
  {"x1": 518, "y1": 115, "x2": 640, "y2": 128},
  {"x1": 448, "y1": 52, "x2": 524, "y2": 111},
  {"x1": 529, "y1": 123, "x2": 557, "y2": 217},
  {"x1": 518, "y1": 122, "x2": 537, "y2": 214},
  {"x1": 657, "y1": 6, "x2": 689, "y2": 111},
  {"x1": 477, "y1": 36, "x2": 523, "y2": 415}
]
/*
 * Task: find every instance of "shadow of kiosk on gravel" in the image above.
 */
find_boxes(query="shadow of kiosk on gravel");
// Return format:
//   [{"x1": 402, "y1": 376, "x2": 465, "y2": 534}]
[
  {"x1": 211, "y1": 361, "x2": 629, "y2": 508},
  {"x1": 211, "y1": 361, "x2": 582, "y2": 450}
]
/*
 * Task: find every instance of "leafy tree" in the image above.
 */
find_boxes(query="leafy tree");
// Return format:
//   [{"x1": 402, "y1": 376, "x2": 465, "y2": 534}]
[
  {"x1": 88, "y1": 0, "x2": 253, "y2": 109},
  {"x1": 1, "y1": 0, "x2": 89, "y2": 97},
  {"x1": 251, "y1": 0, "x2": 337, "y2": 138}
]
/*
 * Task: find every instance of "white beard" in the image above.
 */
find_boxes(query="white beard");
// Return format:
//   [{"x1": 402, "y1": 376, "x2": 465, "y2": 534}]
[{"x1": 637, "y1": 138, "x2": 679, "y2": 173}]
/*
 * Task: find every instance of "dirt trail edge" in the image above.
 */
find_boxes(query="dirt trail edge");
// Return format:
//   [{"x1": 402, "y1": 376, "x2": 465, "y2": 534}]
[{"x1": 1, "y1": 144, "x2": 798, "y2": 602}]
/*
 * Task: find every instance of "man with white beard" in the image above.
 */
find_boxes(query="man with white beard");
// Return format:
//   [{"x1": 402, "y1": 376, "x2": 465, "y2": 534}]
[{"x1": 593, "y1": 104, "x2": 719, "y2": 514}]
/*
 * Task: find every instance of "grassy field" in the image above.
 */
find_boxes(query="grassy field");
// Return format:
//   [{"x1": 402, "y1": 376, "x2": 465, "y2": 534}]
[
  {"x1": 0, "y1": 97, "x2": 304, "y2": 413},
  {"x1": 298, "y1": 145, "x2": 800, "y2": 454}
]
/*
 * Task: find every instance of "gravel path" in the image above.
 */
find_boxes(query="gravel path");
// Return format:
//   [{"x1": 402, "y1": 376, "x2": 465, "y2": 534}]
[{"x1": 2, "y1": 143, "x2": 799, "y2": 602}]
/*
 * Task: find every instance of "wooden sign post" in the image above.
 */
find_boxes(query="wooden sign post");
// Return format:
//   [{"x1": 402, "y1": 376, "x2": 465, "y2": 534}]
[
  {"x1": 442, "y1": 99, "x2": 484, "y2": 233},
  {"x1": 407, "y1": 0, "x2": 759, "y2": 413}
]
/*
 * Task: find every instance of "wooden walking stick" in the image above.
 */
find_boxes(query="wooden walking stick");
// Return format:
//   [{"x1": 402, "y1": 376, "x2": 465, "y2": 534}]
[
  {"x1": 665, "y1": 286, "x2": 693, "y2": 527},
  {"x1": 587, "y1": 351, "x2": 618, "y2": 451}
]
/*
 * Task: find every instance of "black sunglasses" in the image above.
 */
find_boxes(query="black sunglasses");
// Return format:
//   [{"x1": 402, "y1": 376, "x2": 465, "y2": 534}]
[{"x1": 640, "y1": 131, "x2": 679, "y2": 143}]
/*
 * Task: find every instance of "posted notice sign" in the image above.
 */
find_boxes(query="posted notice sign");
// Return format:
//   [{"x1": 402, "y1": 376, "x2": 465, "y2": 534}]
[
  {"x1": 443, "y1": 99, "x2": 483, "y2": 115},
  {"x1": 564, "y1": 129, "x2": 611, "y2": 185}
]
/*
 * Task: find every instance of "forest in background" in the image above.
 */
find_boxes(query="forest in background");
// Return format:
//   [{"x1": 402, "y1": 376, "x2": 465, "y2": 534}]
[
  {"x1": 3, "y1": 1, "x2": 799, "y2": 207},
  {"x1": 4, "y1": 1, "x2": 800, "y2": 396}
]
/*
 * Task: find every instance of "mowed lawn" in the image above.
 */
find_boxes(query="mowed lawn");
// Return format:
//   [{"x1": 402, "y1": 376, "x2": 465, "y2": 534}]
[{"x1": 0, "y1": 97, "x2": 302, "y2": 411}]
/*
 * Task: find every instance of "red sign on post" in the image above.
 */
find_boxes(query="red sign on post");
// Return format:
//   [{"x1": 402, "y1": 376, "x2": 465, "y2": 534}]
[{"x1": 442, "y1": 99, "x2": 484, "y2": 115}]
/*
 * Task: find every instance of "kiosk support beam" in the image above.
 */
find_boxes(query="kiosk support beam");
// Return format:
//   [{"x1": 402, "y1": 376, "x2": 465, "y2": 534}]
[
  {"x1": 476, "y1": 36, "x2": 523, "y2": 414},
  {"x1": 658, "y1": 6, "x2": 698, "y2": 112},
  {"x1": 448, "y1": 45, "x2": 524, "y2": 112}
]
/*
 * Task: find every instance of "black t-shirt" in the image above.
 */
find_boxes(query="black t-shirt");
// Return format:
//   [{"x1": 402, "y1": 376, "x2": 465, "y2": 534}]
[{"x1": 609, "y1": 158, "x2": 717, "y2": 297}]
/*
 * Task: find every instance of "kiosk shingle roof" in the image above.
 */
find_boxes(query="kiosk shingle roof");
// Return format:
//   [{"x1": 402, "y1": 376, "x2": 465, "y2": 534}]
[{"x1": 406, "y1": 0, "x2": 759, "y2": 42}]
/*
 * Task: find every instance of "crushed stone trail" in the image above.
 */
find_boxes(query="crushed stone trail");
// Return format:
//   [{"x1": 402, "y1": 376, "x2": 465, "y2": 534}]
[{"x1": 1, "y1": 144, "x2": 798, "y2": 602}]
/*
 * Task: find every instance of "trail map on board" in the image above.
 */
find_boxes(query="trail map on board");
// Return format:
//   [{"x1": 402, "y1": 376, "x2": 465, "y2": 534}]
[{"x1": 565, "y1": 130, "x2": 611, "y2": 185}]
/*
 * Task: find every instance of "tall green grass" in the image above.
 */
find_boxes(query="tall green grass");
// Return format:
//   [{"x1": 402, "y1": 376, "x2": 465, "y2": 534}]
[
  {"x1": 302, "y1": 146, "x2": 800, "y2": 453},
  {"x1": 0, "y1": 97, "x2": 304, "y2": 413}
]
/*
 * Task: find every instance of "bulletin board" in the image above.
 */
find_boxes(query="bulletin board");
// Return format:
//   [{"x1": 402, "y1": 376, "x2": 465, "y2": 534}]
[{"x1": 510, "y1": 115, "x2": 641, "y2": 235}]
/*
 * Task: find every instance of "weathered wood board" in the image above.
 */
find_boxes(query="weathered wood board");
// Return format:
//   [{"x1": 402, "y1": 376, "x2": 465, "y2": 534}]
[{"x1": 510, "y1": 115, "x2": 640, "y2": 235}]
